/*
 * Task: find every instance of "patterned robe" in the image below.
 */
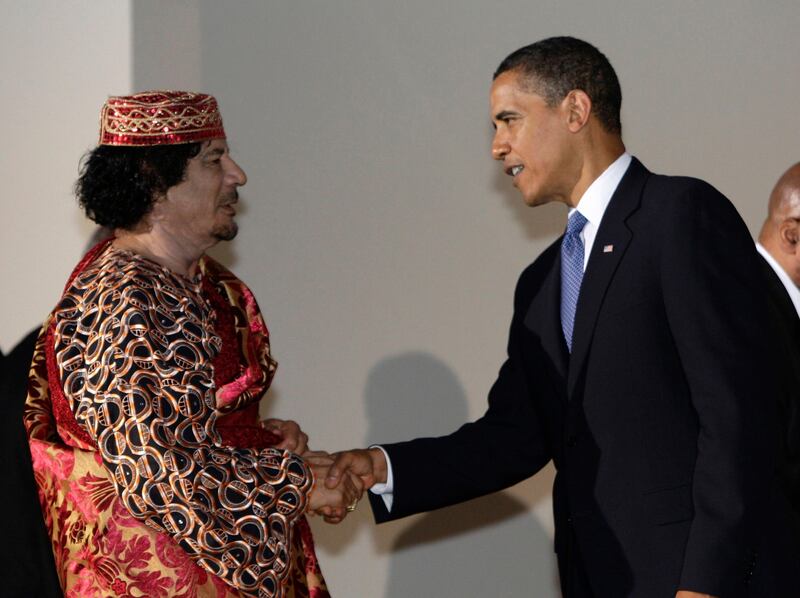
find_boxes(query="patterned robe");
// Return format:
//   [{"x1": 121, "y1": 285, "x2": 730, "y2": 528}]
[{"x1": 24, "y1": 241, "x2": 330, "y2": 598}]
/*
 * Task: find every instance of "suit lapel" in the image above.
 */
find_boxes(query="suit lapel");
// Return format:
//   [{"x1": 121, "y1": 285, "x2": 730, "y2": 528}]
[
  {"x1": 567, "y1": 158, "x2": 650, "y2": 398},
  {"x1": 524, "y1": 246, "x2": 569, "y2": 385}
]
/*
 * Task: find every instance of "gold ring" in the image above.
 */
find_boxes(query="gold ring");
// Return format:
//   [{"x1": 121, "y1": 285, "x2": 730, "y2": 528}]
[{"x1": 346, "y1": 500, "x2": 358, "y2": 512}]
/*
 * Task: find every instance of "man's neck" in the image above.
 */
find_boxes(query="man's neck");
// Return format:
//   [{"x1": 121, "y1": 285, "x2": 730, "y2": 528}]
[
  {"x1": 113, "y1": 229, "x2": 204, "y2": 279},
  {"x1": 566, "y1": 137, "x2": 626, "y2": 208}
]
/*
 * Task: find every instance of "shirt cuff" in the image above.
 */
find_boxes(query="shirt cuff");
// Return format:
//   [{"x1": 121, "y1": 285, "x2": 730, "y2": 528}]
[{"x1": 367, "y1": 445, "x2": 394, "y2": 512}]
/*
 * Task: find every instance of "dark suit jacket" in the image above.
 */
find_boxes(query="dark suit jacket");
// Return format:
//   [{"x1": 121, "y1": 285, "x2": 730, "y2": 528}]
[
  {"x1": 369, "y1": 159, "x2": 797, "y2": 597},
  {"x1": 759, "y1": 253, "x2": 800, "y2": 540},
  {"x1": 0, "y1": 329, "x2": 62, "y2": 597}
]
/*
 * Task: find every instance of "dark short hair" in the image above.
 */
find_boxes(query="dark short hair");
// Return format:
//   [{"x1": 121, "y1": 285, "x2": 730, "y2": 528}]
[
  {"x1": 494, "y1": 36, "x2": 622, "y2": 134},
  {"x1": 75, "y1": 143, "x2": 202, "y2": 229}
]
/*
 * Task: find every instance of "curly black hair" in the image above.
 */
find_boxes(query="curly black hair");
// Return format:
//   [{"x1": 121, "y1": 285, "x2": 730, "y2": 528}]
[
  {"x1": 75, "y1": 143, "x2": 202, "y2": 229},
  {"x1": 494, "y1": 37, "x2": 622, "y2": 135}
]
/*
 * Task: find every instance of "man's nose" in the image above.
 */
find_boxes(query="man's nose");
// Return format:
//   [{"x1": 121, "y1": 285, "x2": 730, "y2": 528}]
[
  {"x1": 226, "y1": 157, "x2": 247, "y2": 186},
  {"x1": 491, "y1": 133, "x2": 509, "y2": 161}
]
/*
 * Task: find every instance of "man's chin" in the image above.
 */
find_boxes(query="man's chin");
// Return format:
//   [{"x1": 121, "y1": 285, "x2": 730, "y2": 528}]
[
  {"x1": 515, "y1": 184, "x2": 543, "y2": 207},
  {"x1": 213, "y1": 222, "x2": 239, "y2": 242},
  {"x1": 522, "y1": 193, "x2": 548, "y2": 208},
  {"x1": 521, "y1": 189, "x2": 559, "y2": 208}
]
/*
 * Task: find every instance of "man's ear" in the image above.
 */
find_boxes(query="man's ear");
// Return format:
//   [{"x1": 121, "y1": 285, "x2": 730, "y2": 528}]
[
  {"x1": 778, "y1": 217, "x2": 800, "y2": 254},
  {"x1": 147, "y1": 191, "x2": 168, "y2": 224},
  {"x1": 563, "y1": 89, "x2": 592, "y2": 132}
]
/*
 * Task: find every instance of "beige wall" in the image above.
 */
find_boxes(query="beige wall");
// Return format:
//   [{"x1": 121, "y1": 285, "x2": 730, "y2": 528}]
[
  {"x1": 5, "y1": 0, "x2": 799, "y2": 596},
  {"x1": 130, "y1": 2, "x2": 800, "y2": 595},
  {"x1": 0, "y1": 0, "x2": 132, "y2": 353}
]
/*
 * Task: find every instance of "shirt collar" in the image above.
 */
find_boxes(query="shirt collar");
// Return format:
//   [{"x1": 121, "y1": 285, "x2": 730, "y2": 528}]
[
  {"x1": 756, "y1": 242, "x2": 800, "y2": 318},
  {"x1": 569, "y1": 152, "x2": 632, "y2": 227}
]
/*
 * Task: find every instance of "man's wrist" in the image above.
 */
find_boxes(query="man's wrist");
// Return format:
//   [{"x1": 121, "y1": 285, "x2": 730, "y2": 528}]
[{"x1": 368, "y1": 447, "x2": 389, "y2": 485}]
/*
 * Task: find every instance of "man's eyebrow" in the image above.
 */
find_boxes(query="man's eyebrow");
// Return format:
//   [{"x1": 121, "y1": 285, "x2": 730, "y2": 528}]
[
  {"x1": 203, "y1": 147, "x2": 226, "y2": 158},
  {"x1": 493, "y1": 110, "x2": 519, "y2": 121}
]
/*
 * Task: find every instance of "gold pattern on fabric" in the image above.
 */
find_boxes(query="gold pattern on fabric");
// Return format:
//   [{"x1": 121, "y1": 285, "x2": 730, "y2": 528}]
[
  {"x1": 24, "y1": 246, "x2": 327, "y2": 598},
  {"x1": 100, "y1": 91, "x2": 225, "y2": 146}
]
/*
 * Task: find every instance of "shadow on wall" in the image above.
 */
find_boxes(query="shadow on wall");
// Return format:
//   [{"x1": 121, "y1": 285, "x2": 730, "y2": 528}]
[{"x1": 317, "y1": 352, "x2": 560, "y2": 597}]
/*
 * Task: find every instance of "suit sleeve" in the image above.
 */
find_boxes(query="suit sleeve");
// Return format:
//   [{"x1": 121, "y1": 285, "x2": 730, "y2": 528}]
[
  {"x1": 370, "y1": 266, "x2": 553, "y2": 522},
  {"x1": 658, "y1": 180, "x2": 777, "y2": 595}
]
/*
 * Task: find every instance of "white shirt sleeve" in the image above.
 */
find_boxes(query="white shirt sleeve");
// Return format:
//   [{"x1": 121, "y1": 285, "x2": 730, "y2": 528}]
[{"x1": 367, "y1": 445, "x2": 394, "y2": 512}]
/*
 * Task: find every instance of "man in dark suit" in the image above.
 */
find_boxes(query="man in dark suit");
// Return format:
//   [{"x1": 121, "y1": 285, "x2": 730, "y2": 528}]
[
  {"x1": 756, "y1": 162, "x2": 800, "y2": 541},
  {"x1": 326, "y1": 37, "x2": 796, "y2": 597},
  {"x1": 1, "y1": 330, "x2": 62, "y2": 597}
]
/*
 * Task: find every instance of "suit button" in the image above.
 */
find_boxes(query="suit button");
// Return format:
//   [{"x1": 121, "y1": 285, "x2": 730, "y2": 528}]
[{"x1": 567, "y1": 435, "x2": 577, "y2": 447}]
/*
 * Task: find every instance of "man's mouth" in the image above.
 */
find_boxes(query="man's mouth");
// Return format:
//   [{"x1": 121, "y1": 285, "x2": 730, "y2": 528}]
[
  {"x1": 219, "y1": 192, "x2": 238, "y2": 214},
  {"x1": 510, "y1": 165, "x2": 524, "y2": 177}
]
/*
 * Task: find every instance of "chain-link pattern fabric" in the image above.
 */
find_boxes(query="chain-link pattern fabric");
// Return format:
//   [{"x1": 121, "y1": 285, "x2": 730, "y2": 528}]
[{"x1": 24, "y1": 244, "x2": 326, "y2": 598}]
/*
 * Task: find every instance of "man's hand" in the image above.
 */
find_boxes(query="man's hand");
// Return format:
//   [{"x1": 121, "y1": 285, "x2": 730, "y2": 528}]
[
  {"x1": 325, "y1": 447, "x2": 388, "y2": 491},
  {"x1": 676, "y1": 592, "x2": 717, "y2": 598},
  {"x1": 308, "y1": 459, "x2": 362, "y2": 524},
  {"x1": 262, "y1": 418, "x2": 309, "y2": 454}
]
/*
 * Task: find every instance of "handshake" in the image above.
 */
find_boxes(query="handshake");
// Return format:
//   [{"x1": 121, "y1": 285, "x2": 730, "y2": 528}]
[
  {"x1": 262, "y1": 419, "x2": 388, "y2": 523},
  {"x1": 303, "y1": 448, "x2": 388, "y2": 523}
]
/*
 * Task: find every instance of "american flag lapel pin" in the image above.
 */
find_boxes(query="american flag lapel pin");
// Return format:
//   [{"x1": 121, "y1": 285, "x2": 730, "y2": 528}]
[{"x1": 603, "y1": 244, "x2": 614, "y2": 253}]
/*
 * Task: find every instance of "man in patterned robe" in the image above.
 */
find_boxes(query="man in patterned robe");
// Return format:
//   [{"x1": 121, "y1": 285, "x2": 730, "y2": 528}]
[{"x1": 23, "y1": 91, "x2": 357, "y2": 598}]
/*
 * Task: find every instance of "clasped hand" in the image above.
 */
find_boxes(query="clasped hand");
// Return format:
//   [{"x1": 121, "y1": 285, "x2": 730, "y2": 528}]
[
  {"x1": 263, "y1": 420, "x2": 389, "y2": 523},
  {"x1": 306, "y1": 447, "x2": 388, "y2": 523},
  {"x1": 263, "y1": 419, "x2": 375, "y2": 523},
  {"x1": 304, "y1": 451, "x2": 364, "y2": 523},
  {"x1": 305, "y1": 447, "x2": 388, "y2": 523}
]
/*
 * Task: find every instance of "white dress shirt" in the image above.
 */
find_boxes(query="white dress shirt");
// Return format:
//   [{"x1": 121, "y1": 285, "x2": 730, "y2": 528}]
[
  {"x1": 371, "y1": 152, "x2": 633, "y2": 510},
  {"x1": 571, "y1": 152, "x2": 632, "y2": 271},
  {"x1": 756, "y1": 242, "x2": 800, "y2": 319}
]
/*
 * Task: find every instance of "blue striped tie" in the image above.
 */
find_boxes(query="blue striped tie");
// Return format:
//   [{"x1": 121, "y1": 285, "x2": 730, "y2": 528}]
[{"x1": 561, "y1": 211, "x2": 588, "y2": 352}]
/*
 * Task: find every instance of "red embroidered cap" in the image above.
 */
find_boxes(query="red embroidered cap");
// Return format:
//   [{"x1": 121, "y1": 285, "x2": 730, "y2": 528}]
[{"x1": 99, "y1": 90, "x2": 226, "y2": 146}]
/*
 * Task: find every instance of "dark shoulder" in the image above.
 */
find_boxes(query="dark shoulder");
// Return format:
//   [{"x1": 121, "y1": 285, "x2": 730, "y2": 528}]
[
  {"x1": 642, "y1": 173, "x2": 739, "y2": 219},
  {"x1": 637, "y1": 171, "x2": 759, "y2": 278},
  {"x1": 636, "y1": 172, "x2": 753, "y2": 249}
]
